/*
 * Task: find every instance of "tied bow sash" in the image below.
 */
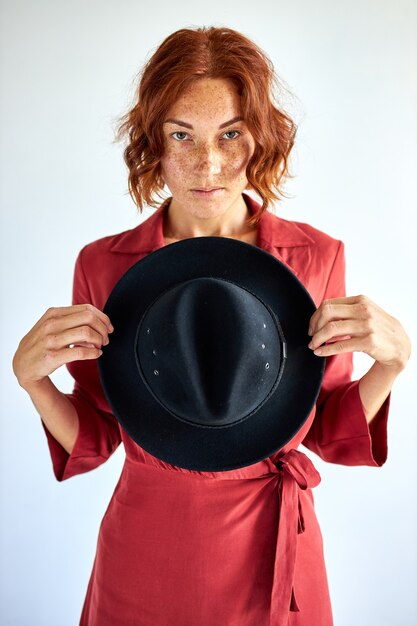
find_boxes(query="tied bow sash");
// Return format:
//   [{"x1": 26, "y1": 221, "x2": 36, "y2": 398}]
[{"x1": 269, "y1": 449, "x2": 321, "y2": 626}]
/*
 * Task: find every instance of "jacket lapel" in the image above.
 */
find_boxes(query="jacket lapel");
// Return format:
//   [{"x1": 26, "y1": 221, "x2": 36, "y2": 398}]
[{"x1": 108, "y1": 193, "x2": 315, "y2": 279}]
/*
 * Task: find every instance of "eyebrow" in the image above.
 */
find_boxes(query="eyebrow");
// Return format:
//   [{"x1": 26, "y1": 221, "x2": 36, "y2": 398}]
[{"x1": 163, "y1": 116, "x2": 244, "y2": 129}]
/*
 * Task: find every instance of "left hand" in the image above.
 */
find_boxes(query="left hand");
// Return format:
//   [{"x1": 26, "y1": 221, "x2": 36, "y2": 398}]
[{"x1": 307, "y1": 294, "x2": 411, "y2": 372}]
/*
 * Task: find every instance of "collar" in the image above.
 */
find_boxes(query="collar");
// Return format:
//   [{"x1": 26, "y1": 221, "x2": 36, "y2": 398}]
[{"x1": 109, "y1": 193, "x2": 315, "y2": 255}]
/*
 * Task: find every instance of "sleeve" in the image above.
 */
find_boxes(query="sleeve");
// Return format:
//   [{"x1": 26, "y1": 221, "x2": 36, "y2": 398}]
[
  {"x1": 301, "y1": 240, "x2": 390, "y2": 467},
  {"x1": 41, "y1": 247, "x2": 122, "y2": 481}
]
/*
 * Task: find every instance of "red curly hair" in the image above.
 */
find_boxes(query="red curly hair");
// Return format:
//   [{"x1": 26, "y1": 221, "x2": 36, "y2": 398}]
[{"x1": 113, "y1": 26, "x2": 298, "y2": 226}]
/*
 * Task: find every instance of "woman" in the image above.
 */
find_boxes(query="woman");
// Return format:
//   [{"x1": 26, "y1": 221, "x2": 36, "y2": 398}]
[{"x1": 13, "y1": 26, "x2": 411, "y2": 626}]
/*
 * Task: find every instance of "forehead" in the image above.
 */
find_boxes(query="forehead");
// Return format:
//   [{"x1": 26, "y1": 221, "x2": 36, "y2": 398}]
[{"x1": 166, "y1": 78, "x2": 242, "y2": 120}]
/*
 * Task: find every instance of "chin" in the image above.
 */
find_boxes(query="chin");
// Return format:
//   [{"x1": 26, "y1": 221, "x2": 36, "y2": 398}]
[
  {"x1": 185, "y1": 196, "x2": 228, "y2": 213},
  {"x1": 190, "y1": 207, "x2": 225, "y2": 220}
]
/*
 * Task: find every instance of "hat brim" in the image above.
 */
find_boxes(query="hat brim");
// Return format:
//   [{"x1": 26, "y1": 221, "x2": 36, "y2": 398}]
[{"x1": 98, "y1": 237, "x2": 325, "y2": 471}]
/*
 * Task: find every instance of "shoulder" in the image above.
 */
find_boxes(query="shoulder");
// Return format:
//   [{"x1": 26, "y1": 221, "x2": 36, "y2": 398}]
[
  {"x1": 268, "y1": 211, "x2": 344, "y2": 259},
  {"x1": 76, "y1": 229, "x2": 129, "y2": 263},
  {"x1": 75, "y1": 207, "x2": 163, "y2": 268},
  {"x1": 293, "y1": 218, "x2": 344, "y2": 263},
  {"x1": 292, "y1": 219, "x2": 341, "y2": 246},
  {"x1": 265, "y1": 213, "x2": 346, "y2": 302},
  {"x1": 74, "y1": 216, "x2": 152, "y2": 269},
  {"x1": 70, "y1": 223, "x2": 151, "y2": 310}
]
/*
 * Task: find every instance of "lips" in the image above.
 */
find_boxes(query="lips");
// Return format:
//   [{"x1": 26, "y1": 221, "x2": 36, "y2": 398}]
[
  {"x1": 191, "y1": 188, "x2": 225, "y2": 197},
  {"x1": 192, "y1": 187, "x2": 223, "y2": 191}
]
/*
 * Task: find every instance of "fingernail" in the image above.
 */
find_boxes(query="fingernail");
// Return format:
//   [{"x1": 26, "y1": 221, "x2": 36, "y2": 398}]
[
  {"x1": 98, "y1": 349, "x2": 103, "y2": 356},
  {"x1": 308, "y1": 326, "x2": 313, "y2": 336},
  {"x1": 109, "y1": 324, "x2": 114, "y2": 332},
  {"x1": 308, "y1": 341, "x2": 313, "y2": 349}
]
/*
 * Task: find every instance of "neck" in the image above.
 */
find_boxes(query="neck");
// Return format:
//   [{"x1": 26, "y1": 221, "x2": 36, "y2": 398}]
[{"x1": 163, "y1": 193, "x2": 256, "y2": 239}]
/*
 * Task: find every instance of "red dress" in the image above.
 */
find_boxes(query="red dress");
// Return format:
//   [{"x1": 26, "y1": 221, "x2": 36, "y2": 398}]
[{"x1": 41, "y1": 193, "x2": 390, "y2": 626}]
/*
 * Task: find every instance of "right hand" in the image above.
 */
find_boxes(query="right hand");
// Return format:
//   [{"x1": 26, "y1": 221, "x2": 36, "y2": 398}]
[{"x1": 12, "y1": 304, "x2": 114, "y2": 391}]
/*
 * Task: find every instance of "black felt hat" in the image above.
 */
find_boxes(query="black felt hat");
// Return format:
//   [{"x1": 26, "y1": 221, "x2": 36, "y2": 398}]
[{"x1": 97, "y1": 236, "x2": 325, "y2": 471}]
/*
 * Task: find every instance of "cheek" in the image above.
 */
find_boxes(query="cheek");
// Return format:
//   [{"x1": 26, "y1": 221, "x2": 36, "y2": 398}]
[
  {"x1": 160, "y1": 151, "x2": 191, "y2": 181},
  {"x1": 228, "y1": 145, "x2": 249, "y2": 168},
  {"x1": 222, "y1": 142, "x2": 254, "y2": 180}
]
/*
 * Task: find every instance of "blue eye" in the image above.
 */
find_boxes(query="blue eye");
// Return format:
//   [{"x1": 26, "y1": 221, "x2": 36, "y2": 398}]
[
  {"x1": 223, "y1": 130, "x2": 241, "y2": 140},
  {"x1": 170, "y1": 130, "x2": 241, "y2": 141},
  {"x1": 171, "y1": 131, "x2": 188, "y2": 141}
]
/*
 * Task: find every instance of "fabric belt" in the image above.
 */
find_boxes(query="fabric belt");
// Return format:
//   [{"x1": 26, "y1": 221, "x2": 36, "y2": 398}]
[{"x1": 269, "y1": 449, "x2": 321, "y2": 626}]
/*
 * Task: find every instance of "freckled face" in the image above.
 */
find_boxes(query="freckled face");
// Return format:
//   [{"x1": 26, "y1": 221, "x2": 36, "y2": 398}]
[{"x1": 160, "y1": 78, "x2": 256, "y2": 220}]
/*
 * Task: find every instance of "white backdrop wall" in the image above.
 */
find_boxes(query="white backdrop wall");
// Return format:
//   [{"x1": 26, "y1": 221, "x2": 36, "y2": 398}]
[{"x1": 1, "y1": 1, "x2": 416, "y2": 625}]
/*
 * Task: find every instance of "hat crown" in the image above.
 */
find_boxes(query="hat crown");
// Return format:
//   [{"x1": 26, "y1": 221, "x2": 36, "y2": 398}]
[{"x1": 136, "y1": 277, "x2": 286, "y2": 427}]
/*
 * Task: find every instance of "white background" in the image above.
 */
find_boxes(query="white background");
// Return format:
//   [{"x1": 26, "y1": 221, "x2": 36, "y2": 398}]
[{"x1": 1, "y1": 1, "x2": 416, "y2": 625}]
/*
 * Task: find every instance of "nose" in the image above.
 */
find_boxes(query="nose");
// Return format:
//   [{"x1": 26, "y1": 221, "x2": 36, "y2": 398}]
[{"x1": 194, "y1": 142, "x2": 222, "y2": 176}]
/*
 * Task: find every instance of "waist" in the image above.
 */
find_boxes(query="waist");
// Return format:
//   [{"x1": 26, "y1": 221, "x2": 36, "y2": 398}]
[{"x1": 116, "y1": 450, "x2": 321, "y2": 626}]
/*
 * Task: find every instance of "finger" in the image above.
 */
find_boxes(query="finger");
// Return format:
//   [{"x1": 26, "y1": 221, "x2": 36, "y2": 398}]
[
  {"x1": 54, "y1": 326, "x2": 106, "y2": 350},
  {"x1": 309, "y1": 301, "x2": 371, "y2": 335},
  {"x1": 37, "y1": 304, "x2": 113, "y2": 332},
  {"x1": 322, "y1": 296, "x2": 364, "y2": 304},
  {"x1": 311, "y1": 336, "x2": 366, "y2": 357},
  {"x1": 27, "y1": 343, "x2": 103, "y2": 379},
  {"x1": 59, "y1": 309, "x2": 111, "y2": 345},
  {"x1": 59, "y1": 345, "x2": 104, "y2": 364},
  {"x1": 37, "y1": 309, "x2": 111, "y2": 347},
  {"x1": 309, "y1": 319, "x2": 369, "y2": 351},
  {"x1": 309, "y1": 304, "x2": 355, "y2": 335}
]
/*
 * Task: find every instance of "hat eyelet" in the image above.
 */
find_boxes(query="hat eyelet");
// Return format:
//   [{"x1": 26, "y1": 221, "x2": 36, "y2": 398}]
[
  {"x1": 154, "y1": 369, "x2": 159, "y2": 375},
  {"x1": 261, "y1": 343, "x2": 265, "y2": 349},
  {"x1": 265, "y1": 363, "x2": 270, "y2": 369}
]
